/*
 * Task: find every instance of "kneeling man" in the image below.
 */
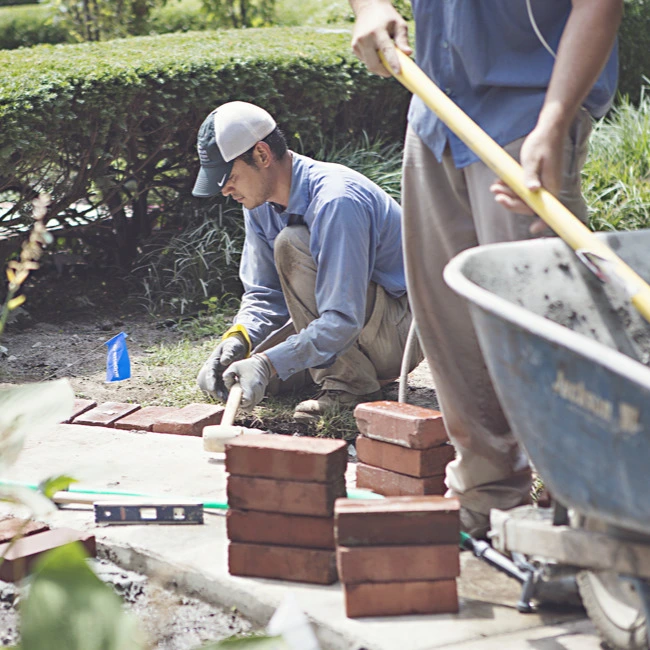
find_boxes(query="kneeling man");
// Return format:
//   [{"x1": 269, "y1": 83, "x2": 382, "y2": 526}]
[{"x1": 193, "y1": 101, "x2": 421, "y2": 421}]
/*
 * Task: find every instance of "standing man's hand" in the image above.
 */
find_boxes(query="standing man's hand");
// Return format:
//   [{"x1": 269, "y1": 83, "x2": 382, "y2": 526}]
[
  {"x1": 490, "y1": 118, "x2": 567, "y2": 235},
  {"x1": 197, "y1": 333, "x2": 248, "y2": 400},
  {"x1": 349, "y1": 0, "x2": 412, "y2": 77},
  {"x1": 223, "y1": 354, "x2": 275, "y2": 410}
]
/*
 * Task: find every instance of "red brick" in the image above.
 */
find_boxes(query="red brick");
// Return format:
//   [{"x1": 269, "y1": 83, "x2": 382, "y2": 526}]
[
  {"x1": 356, "y1": 462, "x2": 446, "y2": 497},
  {"x1": 152, "y1": 403, "x2": 225, "y2": 436},
  {"x1": 0, "y1": 529, "x2": 96, "y2": 582},
  {"x1": 343, "y1": 580, "x2": 458, "y2": 617},
  {"x1": 228, "y1": 542, "x2": 337, "y2": 585},
  {"x1": 354, "y1": 401, "x2": 448, "y2": 449},
  {"x1": 114, "y1": 406, "x2": 178, "y2": 431},
  {"x1": 335, "y1": 496, "x2": 460, "y2": 546},
  {"x1": 227, "y1": 510, "x2": 335, "y2": 549},
  {"x1": 62, "y1": 399, "x2": 97, "y2": 423},
  {"x1": 73, "y1": 402, "x2": 140, "y2": 427},
  {"x1": 0, "y1": 517, "x2": 49, "y2": 544},
  {"x1": 228, "y1": 475, "x2": 346, "y2": 517},
  {"x1": 337, "y1": 544, "x2": 460, "y2": 584},
  {"x1": 225, "y1": 434, "x2": 347, "y2": 483},
  {"x1": 356, "y1": 435, "x2": 455, "y2": 478}
]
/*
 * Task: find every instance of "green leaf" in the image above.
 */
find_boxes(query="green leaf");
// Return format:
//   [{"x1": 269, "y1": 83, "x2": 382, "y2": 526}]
[
  {"x1": 20, "y1": 542, "x2": 146, "y2": 650},
  {"x1": 0, "y1": 379, "x2": 74, "y2": 472},
  {"x1": 39, "y1": 474, "x2": 78, "y2": 499},
  {"x1": 0, "y1": 485, "x2": 56, "y2": 516}
]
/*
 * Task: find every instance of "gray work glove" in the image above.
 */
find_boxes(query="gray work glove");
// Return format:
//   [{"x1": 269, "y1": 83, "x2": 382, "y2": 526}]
[
  {"x1": 223, "y1": 354, "x2": 273, "y2": 411},
  {"x1": 197, "y1": 333, "x2": 248, "y2": 401}
]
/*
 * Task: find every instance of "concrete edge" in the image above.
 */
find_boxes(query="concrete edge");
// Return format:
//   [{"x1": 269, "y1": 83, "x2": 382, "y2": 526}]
[{"x1": 98, "y1": 540, "x2": 367, "y2": 650}]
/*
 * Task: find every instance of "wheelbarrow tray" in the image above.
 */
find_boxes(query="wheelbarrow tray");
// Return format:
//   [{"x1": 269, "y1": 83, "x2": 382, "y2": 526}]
[{"x1": 444, "y1": 229, "x2": 650, "y2": 536}]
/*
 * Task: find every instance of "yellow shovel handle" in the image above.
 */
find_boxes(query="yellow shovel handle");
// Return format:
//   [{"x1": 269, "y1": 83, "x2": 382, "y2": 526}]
[{"x1": 381, "y1": 48, "x2": 650, "y2": 323}]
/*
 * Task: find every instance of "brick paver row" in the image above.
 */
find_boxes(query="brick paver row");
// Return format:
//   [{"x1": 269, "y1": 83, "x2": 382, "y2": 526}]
[{"x1": 63, "y1": 399, "x2": 225, "y2": 436}]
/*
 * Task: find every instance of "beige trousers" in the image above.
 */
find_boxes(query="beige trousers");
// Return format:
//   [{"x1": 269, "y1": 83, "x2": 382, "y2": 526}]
[
  {"x1": 402, "y1": 110, "x2": 592, "y2": 516},
  {"x1": 265, "y1": 224, "x2": 422, "y2": 396}
]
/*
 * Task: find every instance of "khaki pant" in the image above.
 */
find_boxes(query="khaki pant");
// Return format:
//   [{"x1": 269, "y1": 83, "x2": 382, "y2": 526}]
[
  {"x1": 260, "y1": 224, "x2": 422, "y2": 396},
  {"x1": 402, "y1": 110, "x2": 592, "y2": 516}
]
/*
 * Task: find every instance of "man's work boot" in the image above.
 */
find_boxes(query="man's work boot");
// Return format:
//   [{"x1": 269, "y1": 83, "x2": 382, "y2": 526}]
[{"x1": 293, "y1": 389, "x2": 383, "y2": 423}]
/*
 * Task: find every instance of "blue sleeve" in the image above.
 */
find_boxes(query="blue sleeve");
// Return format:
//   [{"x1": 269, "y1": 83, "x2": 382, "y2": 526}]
[
  {"x1": 265, "y1": 196, "x2": 373, "y2": 379},
  {"x1": 235, "y1": 210, "x2": 289, "y2": 345}
]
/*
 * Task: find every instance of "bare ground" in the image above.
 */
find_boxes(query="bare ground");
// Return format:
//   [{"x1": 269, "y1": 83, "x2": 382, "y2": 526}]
[{"x1": 0, "y1": 264, "x2": 438, "y2": 428}]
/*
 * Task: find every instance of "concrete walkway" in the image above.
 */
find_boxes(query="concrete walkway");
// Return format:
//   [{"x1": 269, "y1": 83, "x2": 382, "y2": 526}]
[{"x1": 2, "y1": 424, "x2": 604, "y2": 650}]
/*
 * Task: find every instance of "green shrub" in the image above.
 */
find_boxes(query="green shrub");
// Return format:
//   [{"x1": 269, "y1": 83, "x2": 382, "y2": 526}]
[
  {"x1": 201, "y1": 0, "x2": 275, "y2": 28},
  {"x1": 0, "y1": 0, "x2": 647, "y2": 107},
  {"x1": 0, "y1": 27, "x2": 410, "y2": 267},
  {"x1": 134, "y1": 133, "x2": 403, "y2": 316},
  {"x1": 149, "y1": 0, "x2": 212, "y2": 33},
  {"x1": 584, "y1": 90, "x2": 650, "y2": 232},
  {"x1": 0, "y1": 0, "x2": 213, "y2": 49},
  {"x1": 0, "y1": 3, "x2": 69, "y2": 49},
  {"x1": 0, "y1": 0, "x2": 33, "y2": 6},
  {"x1": 619, "y1": 0, "x2": 650, "y2": 104},
  {"x1": 50, "y1": 0, "x2": 168, "y2": 41}
]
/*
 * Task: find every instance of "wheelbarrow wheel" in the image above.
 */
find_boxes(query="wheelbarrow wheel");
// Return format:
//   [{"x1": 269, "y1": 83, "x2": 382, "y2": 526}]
[{"x1": 577, "y1": 570, "x2": 647, "y2": 650}]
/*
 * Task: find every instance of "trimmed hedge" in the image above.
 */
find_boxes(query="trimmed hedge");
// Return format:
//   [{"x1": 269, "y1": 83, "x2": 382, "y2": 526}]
[
  {"x1": 2, "y1": 2, "x2": 649, "y2": 106},
  {"x1": 0, "y1": 27, "x2": 410, "y2": 264}
]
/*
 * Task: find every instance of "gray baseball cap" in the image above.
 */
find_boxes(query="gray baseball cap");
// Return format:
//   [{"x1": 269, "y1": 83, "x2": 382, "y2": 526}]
[{"x1": 192, "y1": 102, "x2": 277, "y2": 198}]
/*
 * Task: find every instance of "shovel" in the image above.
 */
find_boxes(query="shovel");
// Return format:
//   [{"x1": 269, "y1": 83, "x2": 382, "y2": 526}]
[{"x1": 380, "y1": 47, "x2": 650, "y2": 323}]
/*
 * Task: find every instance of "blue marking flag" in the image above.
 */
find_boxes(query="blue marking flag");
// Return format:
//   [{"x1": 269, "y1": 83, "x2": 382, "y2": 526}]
[{"x1": 104, "y1": 332, "x2": 131, "y2": 383}]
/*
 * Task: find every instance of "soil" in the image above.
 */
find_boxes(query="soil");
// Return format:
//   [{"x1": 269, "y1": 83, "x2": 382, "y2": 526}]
[
  {"x1": 0, "y1": 555, "x2": 255, "y2": 649},
  {"x1": 0, "y1": 264, "x2": 438, "y2": 417}
]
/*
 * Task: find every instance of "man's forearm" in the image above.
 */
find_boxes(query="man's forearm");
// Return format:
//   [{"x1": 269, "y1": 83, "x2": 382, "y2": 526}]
[{"x1": 539, "y1": 0, "x2": 622, "y2": 134}]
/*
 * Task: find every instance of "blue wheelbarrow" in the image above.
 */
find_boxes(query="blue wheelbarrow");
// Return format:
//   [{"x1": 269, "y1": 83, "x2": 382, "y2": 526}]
[{"x1": 445, "y1": 229, "x2": 650, "y2": 650}]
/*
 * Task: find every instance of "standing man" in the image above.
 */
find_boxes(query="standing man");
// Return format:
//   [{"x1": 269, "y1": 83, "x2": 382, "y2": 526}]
[
  {"x1": 193, "y1": 101, "x2": 421, "y2": 421},
  {"x1": 349, "y1": 0, "x2": 622, "y2": 537}
]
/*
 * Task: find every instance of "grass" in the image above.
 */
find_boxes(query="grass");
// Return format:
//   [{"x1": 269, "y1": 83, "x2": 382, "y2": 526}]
[
  {"x1": 584, "y1": 90, "x2": 650, "y2": 232},
  {"x1": 141, "y1": 339, "x2": 357, "y2": 438}
]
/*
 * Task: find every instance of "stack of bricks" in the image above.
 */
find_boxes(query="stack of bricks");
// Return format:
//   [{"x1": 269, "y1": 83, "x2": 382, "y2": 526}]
[
  {"x1": 353, "y1": 401, "x2": 455, "y2": 497},
  {"x1": 334, "y1": 496, "x2": 461, "y2": 617},
  {"x1": 225, "y1": 434, "x2": 348, "y2": 585}
]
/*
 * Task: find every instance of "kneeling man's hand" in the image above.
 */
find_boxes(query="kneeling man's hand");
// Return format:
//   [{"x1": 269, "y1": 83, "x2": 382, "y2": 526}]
[
  {"x1": 197, "y1": 334, "x2": 248, "y2": 400},
  {"x1": 223, "y1": 354, "x2": 274, "y2": 410}
]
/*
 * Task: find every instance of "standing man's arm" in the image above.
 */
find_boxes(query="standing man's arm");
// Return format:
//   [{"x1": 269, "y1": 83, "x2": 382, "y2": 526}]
[
  {"x1": 491, "y1": 0, "x2": 623, "y2": 220},
  {"x1": 349, "y1": 0, "x2": 412, "y2": 76}
]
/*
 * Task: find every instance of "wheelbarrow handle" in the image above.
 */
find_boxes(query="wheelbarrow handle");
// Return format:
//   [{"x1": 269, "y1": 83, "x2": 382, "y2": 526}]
[{"x1": 381, "y1": 47, "x2": 650, "y2": 324}]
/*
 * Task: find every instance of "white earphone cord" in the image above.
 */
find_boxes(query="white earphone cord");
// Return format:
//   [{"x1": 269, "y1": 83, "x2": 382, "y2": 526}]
[{"x1": 526, "y1": 0, "x2": 557, "y2": 59}]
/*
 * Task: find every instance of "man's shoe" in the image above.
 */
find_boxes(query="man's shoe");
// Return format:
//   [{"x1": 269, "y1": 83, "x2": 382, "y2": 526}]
[{"x1": 293, "y1": 389, "x2": 383, "y2": 422}]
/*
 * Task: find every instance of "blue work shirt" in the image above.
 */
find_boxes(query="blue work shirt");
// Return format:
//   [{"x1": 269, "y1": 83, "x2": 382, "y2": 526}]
[
  {"x1": 235, "y1": 152, "x2": 405, "y2": 380},
  {"x1": 409, "y1": 0, "x2": 619, "y2": 168}
]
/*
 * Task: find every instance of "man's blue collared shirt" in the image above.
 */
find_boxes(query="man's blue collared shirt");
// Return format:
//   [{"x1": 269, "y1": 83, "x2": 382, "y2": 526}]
[
  {"x1": 409, "y1": 0, "x2": 619, "y2": 168},
  {"x1": 235, "y1": 152, "x2": 405, "y2": 380}
]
